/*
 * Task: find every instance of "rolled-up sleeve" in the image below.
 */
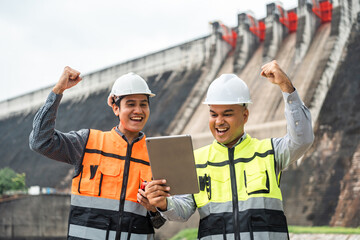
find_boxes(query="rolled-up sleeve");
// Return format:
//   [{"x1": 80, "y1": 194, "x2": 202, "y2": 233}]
[{"x1": 272, "y1": 90, "x2": 314, "y2": 171}]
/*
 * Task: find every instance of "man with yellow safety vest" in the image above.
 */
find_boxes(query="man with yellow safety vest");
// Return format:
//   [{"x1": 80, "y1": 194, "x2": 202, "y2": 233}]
[
  {"x1": 144, "y1": 60, "x2": 314, "y2": 240},
  {"x1": 29, "y1": 66, "x2": 165, "y2": 239}
]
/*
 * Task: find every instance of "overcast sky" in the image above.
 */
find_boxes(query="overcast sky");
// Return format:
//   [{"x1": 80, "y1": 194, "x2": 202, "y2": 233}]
[{"x1": 0, "y1": 0, "x2": 297, "y2": 102}]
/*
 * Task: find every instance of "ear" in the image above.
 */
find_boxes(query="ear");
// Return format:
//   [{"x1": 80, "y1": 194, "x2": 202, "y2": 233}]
[
  {"x1": 112, "y1": 104, "x2": 120, "y2": 117},
  {"x1": 243, "y1": 108, "x2": 249, "y2": 124}
]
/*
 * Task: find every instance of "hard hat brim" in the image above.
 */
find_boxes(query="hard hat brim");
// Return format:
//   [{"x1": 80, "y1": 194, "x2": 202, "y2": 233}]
[
  {"x1": 107, "y1": 93, "x2": 156, "y2": 107},
  {"x1": 202, "y1": 101, "x2": 252, "y2": 105}
]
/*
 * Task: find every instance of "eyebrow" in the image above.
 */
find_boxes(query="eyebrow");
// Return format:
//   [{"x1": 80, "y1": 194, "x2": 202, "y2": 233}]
[
  {"x1": 125, "y1": 99, "x2": 148, "y2": 103},
  {"x1": 210, "y1": 109, "x2": 234, "y2": 114},
  {"x1": 224, "y1": 109, "x2": 234, "y2": 113}
]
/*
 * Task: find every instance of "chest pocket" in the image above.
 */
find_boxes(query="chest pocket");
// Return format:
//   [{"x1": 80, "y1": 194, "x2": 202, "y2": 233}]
[
  {"x1": 210, "y1": 167, "x2": 231, "y2": 201},
  {"x1": 244, "y1": 160, "x2": 270, "y2": 195},
  {"x1": 77, "y1": 158, "x2": 123, "y2": 198},
  {"x1": 98, "y1": 158, "x2": 123, "y2": 198},
  {"x1": 77, "y1": 164, "x2": 99, "y2": 196}
]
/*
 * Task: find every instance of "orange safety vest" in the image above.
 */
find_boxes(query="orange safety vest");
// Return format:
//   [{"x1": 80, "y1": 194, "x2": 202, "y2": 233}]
[{"x1": 68, "y1": 128, "x2": 154, "y2": 240}]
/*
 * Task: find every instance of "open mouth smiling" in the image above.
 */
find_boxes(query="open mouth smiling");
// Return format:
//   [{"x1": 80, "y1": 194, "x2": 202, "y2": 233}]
[
  {"x1": 130, "y1": 116, "x2": 143, "y2": 122},
  {"x1": 216, "y1": 127, "x2": 228, "y2": 134}
]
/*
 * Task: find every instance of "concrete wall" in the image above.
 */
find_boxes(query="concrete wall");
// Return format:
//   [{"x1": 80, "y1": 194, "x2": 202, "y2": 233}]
[
  {"x1": 295, "y1": 0, "x2": 321, "y2": 63},
  {"x1": 263, "y1": 2, "x2": 289, "y2": 62},
  {"x1": 310, "y1": 0, "x2": 360, "y2": 122},
  {"x1": 233, "y1": 12, "x2": 261, "y2": 72},
  {"x1": 0, "y1": 195, "x2": 70, "y2": 239}
]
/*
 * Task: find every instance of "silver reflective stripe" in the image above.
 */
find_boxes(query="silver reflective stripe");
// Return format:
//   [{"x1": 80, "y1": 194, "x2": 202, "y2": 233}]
[
  {"x1": 124, "y1": 200, "x2": 147, "y2": 216},
  {"x1": 71, "y1": 194, "x2": 119, "y2": 211},
  {"x1": 238, "y1": 197, "x2": 284, "y2": 212},
  {"x1": 69, "y1": 224, "x2": 154, "y2": 240},
  {"x1": 71, "y1": 195, "x2": 147, "y2": 216},
  {"x1": 200, "y1": 232, "x2": 288, "y2": 240},
  {"x1": 198, "y1": 197, "x2": 284, "y2": 219},
  {"x1": 69, "y1": 224, "x2": 108, "y2": 240}
]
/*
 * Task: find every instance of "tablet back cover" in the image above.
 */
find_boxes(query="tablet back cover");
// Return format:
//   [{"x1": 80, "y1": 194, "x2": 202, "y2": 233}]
[{"x1": 146, "y1": 135, "x2": 199, "y2": 195}]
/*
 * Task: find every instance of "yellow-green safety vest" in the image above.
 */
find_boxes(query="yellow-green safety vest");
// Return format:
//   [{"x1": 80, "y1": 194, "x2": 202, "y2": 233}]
[{"x1": 193, "y1": 134, "x2": 289, "y2": 240}]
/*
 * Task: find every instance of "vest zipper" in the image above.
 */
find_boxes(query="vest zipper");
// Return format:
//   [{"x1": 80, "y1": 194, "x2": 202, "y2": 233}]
[
  {"x1": 228, "y1": 148, "x2": 240, "y2": 240},
  {"x1": 115, "y1": 141, "x2": 134, "y2": 240}
]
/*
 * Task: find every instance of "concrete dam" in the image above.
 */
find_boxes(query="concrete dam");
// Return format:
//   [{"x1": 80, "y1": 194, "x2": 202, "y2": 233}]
[{"x1": 1, "y1": 0, "x2": 360, "y2": 239}]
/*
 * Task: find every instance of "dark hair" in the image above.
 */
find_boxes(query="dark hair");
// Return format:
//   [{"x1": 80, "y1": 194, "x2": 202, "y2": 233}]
[
  {"x1": 114, "y1": 96, "x2": 124, "y2": 107},
  {"x1": 114, "y1": 95, "x2": 150, "y2": 107}
]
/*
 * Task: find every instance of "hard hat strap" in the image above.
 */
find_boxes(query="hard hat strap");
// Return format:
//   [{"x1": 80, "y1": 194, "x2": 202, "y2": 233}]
[{"x1": 114, "y1": 96, "x2": 124, "y2": 107}]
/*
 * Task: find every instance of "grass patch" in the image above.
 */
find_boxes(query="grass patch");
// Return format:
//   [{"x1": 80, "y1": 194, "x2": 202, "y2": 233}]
[
  {"x1": 169, "y1": 228, "x2": 197, "y2": 240},
  {"x1": 289, "y1": 226, "x2": 360, "y2": 234},
  {"x1": 169, "y1": 226, "x2": 360, "y2": 239}
]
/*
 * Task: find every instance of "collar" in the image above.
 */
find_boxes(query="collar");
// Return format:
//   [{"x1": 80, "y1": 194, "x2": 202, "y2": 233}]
[
  {"x1": 114, "y1": 126, "x2": 144, "y2": 144},
  {"x1": 216, "y1": 132, "x2": 247, "y2": 149}
]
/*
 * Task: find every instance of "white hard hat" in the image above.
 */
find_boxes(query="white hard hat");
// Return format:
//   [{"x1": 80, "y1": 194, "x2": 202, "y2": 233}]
[
  {"x1": 107, "y1": 72, "x2": 155, "y2": 106},
  {"x1": 203, "y1": 74, "x2": 252, "y2": 105}
]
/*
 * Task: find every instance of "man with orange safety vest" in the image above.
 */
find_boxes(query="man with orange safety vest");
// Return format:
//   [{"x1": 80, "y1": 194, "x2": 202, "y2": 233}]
[
  {"x1": 29, "y1": 66, "x2": 165, "y2": 239},
  {"x1": 144, "y1": 60, "x2": 314, "y2": 240}
]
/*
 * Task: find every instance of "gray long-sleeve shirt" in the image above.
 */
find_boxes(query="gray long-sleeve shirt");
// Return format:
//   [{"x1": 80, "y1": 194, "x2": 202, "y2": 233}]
[
  {"x1": 29, "y1": 91, "x2": 89, "y2": 175},
  {"x1": 161, "y1": 89, "x2": 314, "y2": 222}
]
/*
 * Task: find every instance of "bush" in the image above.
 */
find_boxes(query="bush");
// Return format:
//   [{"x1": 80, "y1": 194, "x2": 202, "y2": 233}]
[{"x1": 0, "y1": 167, "x2": 26, "y2": 195}]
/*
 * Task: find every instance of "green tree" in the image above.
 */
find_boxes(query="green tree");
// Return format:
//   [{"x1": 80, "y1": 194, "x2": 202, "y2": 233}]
[{"x1": 0, "y1": 167, "x2": 26, "y2": 194}]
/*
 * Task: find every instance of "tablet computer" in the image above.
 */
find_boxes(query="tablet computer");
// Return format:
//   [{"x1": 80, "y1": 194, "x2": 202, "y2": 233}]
[{"x1": 146, "y1": 134, "x2": 199, "y2": 195}]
